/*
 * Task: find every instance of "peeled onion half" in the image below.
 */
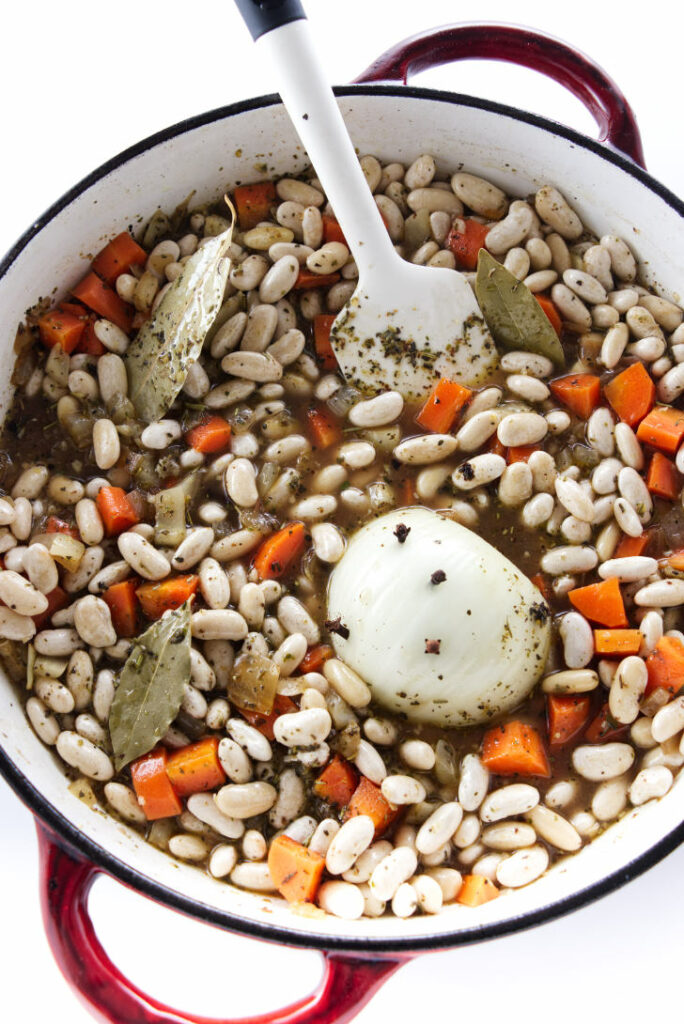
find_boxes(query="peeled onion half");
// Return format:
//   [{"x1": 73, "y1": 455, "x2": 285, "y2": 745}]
[{"x1": 327, "y1": 507, "x2": 551, "y2": 727}]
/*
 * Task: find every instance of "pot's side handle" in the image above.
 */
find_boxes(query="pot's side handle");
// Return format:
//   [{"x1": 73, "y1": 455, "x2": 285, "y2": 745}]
[
  {"x1": 37, "y1": 825, "x2": 403, "y2": 1024},
  {"x1": 354, "y1": 24, "x2": 645, "y2": 168}
]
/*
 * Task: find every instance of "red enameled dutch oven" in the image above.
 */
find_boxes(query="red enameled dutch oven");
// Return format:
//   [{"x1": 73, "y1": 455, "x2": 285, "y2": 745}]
[{"x1": 1, "y1": 20, "x2": 683, "y2": 1024}]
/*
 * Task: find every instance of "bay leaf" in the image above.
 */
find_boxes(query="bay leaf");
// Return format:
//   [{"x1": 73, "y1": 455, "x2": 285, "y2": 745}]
[
  {"x1": 475, "y1": 249, "x2": 565, "y2": 368},
  {"x1": 126, "y1": 205, "x2": 235, "y2": 422},
  {"x1": 109, "y1": 600, "x2": 191, "y2": 771}
]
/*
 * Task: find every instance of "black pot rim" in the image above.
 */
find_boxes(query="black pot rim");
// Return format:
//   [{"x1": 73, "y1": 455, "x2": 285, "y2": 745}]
[{"x1": 1, "y1": 82, "x2": 683, "y2": 955}]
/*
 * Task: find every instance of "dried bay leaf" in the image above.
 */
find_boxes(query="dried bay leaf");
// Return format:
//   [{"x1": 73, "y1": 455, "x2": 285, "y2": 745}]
[
  {"x1": 109, "y1": 601, "x2": 192, "y2": 770},
  {"x1": 126, "y1": 204, "x2": 235, "y2": 422},
  {"x1": 475, "y1": 249, "x2": 565, "y2": 368}
]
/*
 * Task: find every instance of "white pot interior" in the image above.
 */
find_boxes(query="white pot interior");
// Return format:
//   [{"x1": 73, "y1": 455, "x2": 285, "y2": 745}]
[{"x1": 1, "y1": 90, "x2": 683, "y2": 947}]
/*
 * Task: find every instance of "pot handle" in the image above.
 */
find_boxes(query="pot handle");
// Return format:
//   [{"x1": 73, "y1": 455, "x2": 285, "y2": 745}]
[
  {"x1": 354, "y1": 24, "x2": 645, "y2": 168},
  {"x1": 37, "y1": 824, "x2": 403, "y2": 1024}
]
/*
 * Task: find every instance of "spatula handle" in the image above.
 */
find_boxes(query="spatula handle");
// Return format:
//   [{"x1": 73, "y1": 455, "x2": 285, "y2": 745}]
[
  {"x1": 233, "y1": 11, "x2": 397, "y2": 277},
  {"x1": 233, "y1": 0, "x2": 306, "y2": 41}
]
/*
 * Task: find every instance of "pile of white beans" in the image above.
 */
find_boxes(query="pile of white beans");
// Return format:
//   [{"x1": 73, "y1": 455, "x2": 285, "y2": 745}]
[{"x1": 5, "y1": 150, "x2": 684, "y2": 921}]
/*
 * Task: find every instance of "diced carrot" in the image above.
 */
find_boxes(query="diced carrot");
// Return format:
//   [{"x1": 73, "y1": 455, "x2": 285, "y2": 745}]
[
  {"x1": 306, "y1": 406, "x2": 343, "y2": 449},
  {"x1": 314, "y1": 755, "x2": 359, "y2": 807},
  {"x1": 313, "y1": 314, "x2": 338, "y2": 371},
  {"x1": 166, "y1": 736, "x2": 226, "y2": 798},
  {"x1": 645, "y1": 636, "x2": 684, "y2": 696},
  {"x1": 299, "y1": 643, "x2": 334, "y2": 674},
  {"x1": 240, "y1": 695, "x2": 298, "y2": 741},
  {"x1": 58, "y1": 301, "x2": 89, "y2": 318},
  {"x1": 487, "y1": 435, "x2": 507, "y2": 458},
  {"x1": 96, "y1": 486, "x2": 140, "y2": 537},
  {"x1": 636, "y1": 405, "x2": 684, "y2": 455},
  {"x1": 71, "y1": 272, "x2": 133, "y2": 332},
  {"x1": 75, "y1": 315, "x2": 107, "y2": 356},
  {"x1": 322, "y1": 214, "x2": 347, "y2": 246},
  {"x1": 267, "y1": 835, "x2": 326, "y2": 904},
  {"x1": 456, "y1": 875, "x2": 500, "y2": 907},
  {"x1": 568, "y1": 577, "x2": 627, "y2": 627},
  {"x1": 233, "y1": 182, "x2": 277, "y2": 230},
  {"x1": 344, "y1": 777, "x2": 400, "y2": 838},
  {"x1": 646, "y1": 451, "x2": 682, "y2": 500},
  {"x1": 130, "y1": 748, "x2": 182, "y2": 821},
  {"x1": 481, "y1": 720, "x2": 550, "y2": 777},
  {"x1": 594, "y1": 629, "x2": 643, "y2": 656},
  {"x1": 614, "y1": 533, "x2": 650, "y2": 558},
  {"x1": 136, "y1": 575, "x2": 199, "y2": 620},
  {"x1": 549, "y1": 373, "x2": 601, "y2": 419},
  {"x1": 534, "y1": 294, "x2": 562, "y2": 336},
  {"x1": 32, "y1": 586, "x2": 69, "y2": 631},
  {"x1": 415, "y1": 377, "x2": 472, "y2": 433},
  {"x1": 91, "y1": 232, "x2": 148, "y2": 285},
  {"x1": 507, "y1": 444, "x2": 541, "y2": 464},
  {"x1": 103, "y1": 579, "x2": 140, "y2": 638},
  {"x1": 445, "y1": 219, "x2": 490, "y2": 271},
  {"x1": 293, "y1": 269, "x2": 341, "y2": 290},
  {"x1": 547, "y1": 694, "x2": 592, "y2": 747},
  {"x1": 46, "y1": 516, "x2": 80, "y2": 538},
  {"x1": 530, "y1": 572, "x2": 552, "y2": 604},
  {"x1": 185, "y1": 415, "x2": 232, "y2": 454},
  {"x1": 37, "y1": 309, "x2": 86, "y2": 354},
  {"x1": 253, "y1": 522, "x2": 307, "y2": 580},
  {"x1": 584, "y1": 703, "x2": 628, "y2": 744},
  {"x1": 662, "y1": 549, "x2": 684, "y2": 572},
  {"x1": 604, "y1": 362, "x2": 655, "y2": 427}
]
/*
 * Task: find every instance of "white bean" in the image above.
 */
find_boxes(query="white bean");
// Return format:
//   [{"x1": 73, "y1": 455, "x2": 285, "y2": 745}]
[
  {"x1": 0, "y1": 570, "x2": 48, "y2": 616},
  {"x1": 369, "y1": 846, "x2": 418, "y2": 902},
  {"x1": 325, "y1": 815, "x2": 375, "y2": 875},
  {"x1": 191, "y1": 609, "x2": 248, "y2": 641},
  {"x1": 273, "y1": 708, "x2": 331, "y2": 747},
  {"x1": 381, "y1": 775, "x2": 426, "y2": 806},
  {"x1": 629, "y1": 765, "x2": 673, "y2": 805},
  {"x1": 559, "y1": 612, "x2": 594, "y2": 668},
  {"x1": 215, "y1": 781, "x2": 277, "y2": 819},
  {"x1": 542, "y1": 669, "x2": 598, "y2": 694},
  {"x1": 317, "y1": 880, "x2": 364, "y2": 920},
  {"x1": 496, "y1": 844, "x2": 549, "y2": 888},
  {"x1": 354, "y1": 739, "x2": 387, "y2": 784},
  {"x1": 572, "y1": 743, "x2": 635, "y2": 780},
  {"x1": 118, "y1": 532, "x2": 169, "y2": 581},
  {"x1": 480, "y1": 784, "x2": 539, "y2": 823},
  {"x1": 73, "y1": 596, "x2": 117, "y2": 648},
  {"x1": 527, "y1": 805, "x2": 581, "y2": 851},
  {"x1": 452, "y1": 453, "x2": 506, "y2": 490},
  {"x1": 415, "y1": 802, "x2": 463, "y2": 855},
  {"x1": 497, "y1": 412, "x2": 547, "y2": 447},
  {"x1": 652, "y1": 695, "x2": 684, "y2": 743},
  {"x1": 535, "y1": 186, "x2": 583, "y2": 239},
  {"x1": 56, "y1": 730, "x2": 113, "y2": 780},
  {"x1": 226, "y1": 718, "x2": 272, "y2": 762},
  {"x1": 634, "y1": 579, "x2": 684, "y2": 608},
  {"x1": 458, "y1": 754, "x2": 489, "y2": 811},
  {"x1": 609, "y1": 655, "x2": 647, "y2": 724},
  {"x1": 481, "y1": 821, "x2": 536, "y2": 850},
  {"x1": 394, "y1": 434, "x2": 458, "y2": 465}
]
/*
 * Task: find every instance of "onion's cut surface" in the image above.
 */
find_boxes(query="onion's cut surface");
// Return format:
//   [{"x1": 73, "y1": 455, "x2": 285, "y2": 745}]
[{"x1": 327, "y1": 507, "x2": 551, "y2": 726}]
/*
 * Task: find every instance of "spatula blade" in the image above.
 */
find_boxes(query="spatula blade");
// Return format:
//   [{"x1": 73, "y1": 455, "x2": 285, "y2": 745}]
[{"x1": 330, "y1": 264, "x2": 498, "y2": 399}]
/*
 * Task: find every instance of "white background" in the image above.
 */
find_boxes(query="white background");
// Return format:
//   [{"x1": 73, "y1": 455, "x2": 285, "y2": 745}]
[{"x1": 1, "y1": 2, "x2": 683, "y2": 1022}]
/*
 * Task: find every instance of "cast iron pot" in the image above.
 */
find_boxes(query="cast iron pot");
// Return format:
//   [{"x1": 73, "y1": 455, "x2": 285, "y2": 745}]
[{"x1": 1, "y1": 22, "x2": 683, "y2": 1024}]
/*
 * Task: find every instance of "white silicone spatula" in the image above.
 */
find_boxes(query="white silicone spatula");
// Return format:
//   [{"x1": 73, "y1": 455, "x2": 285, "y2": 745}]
[{"x1": 234, "y1": 0, "x2": 497, "y2": 399}]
